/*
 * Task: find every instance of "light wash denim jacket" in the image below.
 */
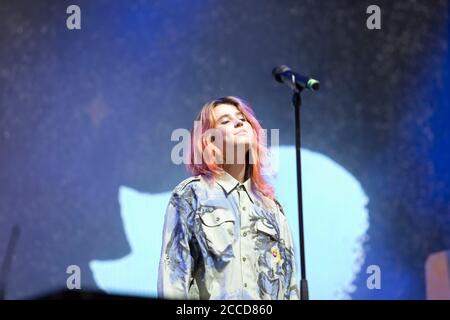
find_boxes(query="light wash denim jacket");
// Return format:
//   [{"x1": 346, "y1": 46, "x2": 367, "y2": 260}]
[{"x1": 158, "y1": 172, "x2": 299, "y2": 300}]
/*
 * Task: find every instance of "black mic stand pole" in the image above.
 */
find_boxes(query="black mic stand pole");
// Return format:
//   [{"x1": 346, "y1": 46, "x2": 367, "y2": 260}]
[{"x1": 292, "y1": 85, "x2": 309, "y2": 300}]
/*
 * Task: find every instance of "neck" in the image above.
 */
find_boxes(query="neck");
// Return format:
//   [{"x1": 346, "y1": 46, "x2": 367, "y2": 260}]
[{"x1": 222, "y1": 163, "x2": 248, "y2": 183}]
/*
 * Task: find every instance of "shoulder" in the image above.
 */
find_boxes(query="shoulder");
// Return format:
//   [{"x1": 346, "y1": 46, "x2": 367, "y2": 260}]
[
  {"x1": 272, "y1": 199, "x2": 289, "y2": 233},
  {"x1": 273, "y1": 198, "x2": 285, "y2": 216},
  {"x1": 173, "y1": 175, "x2": 201, "y2": 192},
  {"x1": 171, "y1": 175, "x2": 206, "y2": 200},
  {"x1": 167, "y1": 176, "x2": 203, "y2": 213},
  {"x1": 258, "y1": 193, "x2": 285, "y2": 216}
]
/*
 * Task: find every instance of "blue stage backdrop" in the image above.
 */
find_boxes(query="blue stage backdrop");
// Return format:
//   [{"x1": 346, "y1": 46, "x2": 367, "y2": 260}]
[{"x1": 0, "y1": 0, "x2": 448, "y2": 299}]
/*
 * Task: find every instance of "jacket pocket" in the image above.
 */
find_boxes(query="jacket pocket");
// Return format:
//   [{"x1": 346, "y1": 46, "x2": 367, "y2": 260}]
[
  {"x1": 255, "y1": 218, "x2": 283, "y2": 299},
  {"x1": 255, "y1": 219, "x2": 281, "y2": 273},
  {"x1": 199, "y1": 207, "x2": 236, "y2": 260},
  {"x1": 256, "y1": 218, "x2": 279, "y2": 242}
]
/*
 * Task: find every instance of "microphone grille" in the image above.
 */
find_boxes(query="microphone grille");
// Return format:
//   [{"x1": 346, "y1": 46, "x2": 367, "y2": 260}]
[{"x1": 272, "y1": 65, "x2": 291, "y2": 83}]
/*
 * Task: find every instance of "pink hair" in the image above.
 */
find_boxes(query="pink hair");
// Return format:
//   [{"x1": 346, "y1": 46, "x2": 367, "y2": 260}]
[{"x1": 186, "y1": 96, "x2": 275, "y2": 200}]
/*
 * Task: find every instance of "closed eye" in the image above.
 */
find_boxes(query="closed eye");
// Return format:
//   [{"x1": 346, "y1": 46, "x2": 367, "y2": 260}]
[{"x1": 219, "y1": 116, "x2": 246, "y2": 125}]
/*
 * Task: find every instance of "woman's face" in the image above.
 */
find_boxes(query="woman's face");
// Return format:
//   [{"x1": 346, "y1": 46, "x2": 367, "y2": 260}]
[{"x1": 213, "y1": 103, "x2": 255, "y2": 163}]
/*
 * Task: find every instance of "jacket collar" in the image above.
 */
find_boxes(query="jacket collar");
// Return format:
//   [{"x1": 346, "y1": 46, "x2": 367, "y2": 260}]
[{"x1": 216, "y1": 171, "x2": 255, "y2": 203}]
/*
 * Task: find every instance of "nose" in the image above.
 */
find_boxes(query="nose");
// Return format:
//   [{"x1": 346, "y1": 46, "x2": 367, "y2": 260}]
[{"x1": 234, "y1": 119, "x2": 243, "y2": 127}]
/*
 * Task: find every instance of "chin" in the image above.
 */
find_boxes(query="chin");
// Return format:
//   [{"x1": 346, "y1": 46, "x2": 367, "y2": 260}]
[{"x1": 235, "y1": 135, "x2": 251, "y2": 143}]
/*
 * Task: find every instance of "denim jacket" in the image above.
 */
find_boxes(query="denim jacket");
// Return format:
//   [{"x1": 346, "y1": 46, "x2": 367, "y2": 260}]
[{"x1": 157, "y1": 172, "x2": 299, "y2": 300}]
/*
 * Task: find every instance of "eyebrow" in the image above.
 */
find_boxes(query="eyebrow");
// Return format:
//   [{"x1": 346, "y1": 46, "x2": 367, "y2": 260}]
[{"x1": 217, "y1": 111, "x2": 245, "y2": 122}]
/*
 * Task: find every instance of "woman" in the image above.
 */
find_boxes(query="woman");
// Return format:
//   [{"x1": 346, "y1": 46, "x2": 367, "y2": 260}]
[{"x1": 158, "y1": 96, "x2": 299, "y2": 300}]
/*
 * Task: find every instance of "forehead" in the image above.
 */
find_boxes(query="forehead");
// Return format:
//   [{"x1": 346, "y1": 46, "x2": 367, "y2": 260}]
[{"x1": 213, "y1": 103, "x2": 242, "y2": 118}]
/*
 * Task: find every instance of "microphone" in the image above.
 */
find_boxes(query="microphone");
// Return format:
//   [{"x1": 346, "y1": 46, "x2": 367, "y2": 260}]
[{"x1": 272, "y1": 65, "x2": 320, "y2": 92}]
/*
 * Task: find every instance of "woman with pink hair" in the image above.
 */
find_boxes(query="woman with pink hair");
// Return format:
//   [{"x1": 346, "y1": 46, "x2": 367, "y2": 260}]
[{"x1": 158, "y1": 96, "x2": 299, "y2": 300}]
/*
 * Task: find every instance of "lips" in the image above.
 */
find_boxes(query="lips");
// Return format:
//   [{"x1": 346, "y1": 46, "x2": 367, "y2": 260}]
[{"x1": 235, "y1": 129, "x2": 247, "y2": 136}]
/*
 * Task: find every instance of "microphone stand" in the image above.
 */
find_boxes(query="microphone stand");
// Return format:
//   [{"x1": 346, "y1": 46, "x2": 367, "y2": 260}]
[
  {"x1": 291, "y1": 85, "x2": 309, "y2": 300},
  {"x1": 273, "y1": 65, "x2": 319, "y2": 300}
]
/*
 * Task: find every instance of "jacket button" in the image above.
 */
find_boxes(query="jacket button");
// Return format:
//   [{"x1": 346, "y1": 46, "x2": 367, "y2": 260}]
[{"x1": 216, "y1": 217, "x2": 220, "y2": 221}]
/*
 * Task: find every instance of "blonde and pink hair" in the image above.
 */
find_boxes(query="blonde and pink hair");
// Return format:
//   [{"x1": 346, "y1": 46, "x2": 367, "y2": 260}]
[{"x1": 186, "y1": 96, "x2": 275, "y2": 200}]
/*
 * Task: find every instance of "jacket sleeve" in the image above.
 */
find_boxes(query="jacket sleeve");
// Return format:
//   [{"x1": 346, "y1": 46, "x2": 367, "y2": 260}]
[
  {"x1": 157, "y1": 188, "x2": 197, "y2": 299},
  {"x1": 284, "y1": 219, "x2": 300, "y2": 300},
  {"x1": 276, "y1": 200, "x2": 300, "y2": 300}
]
